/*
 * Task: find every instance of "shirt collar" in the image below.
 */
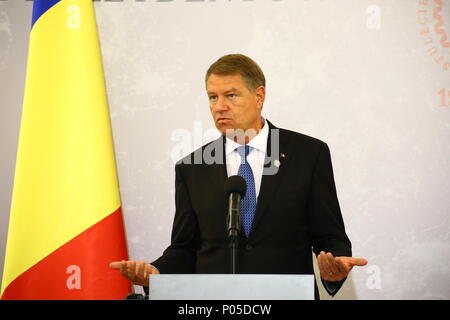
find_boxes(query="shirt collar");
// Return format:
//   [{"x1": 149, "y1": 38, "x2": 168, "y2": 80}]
[{"x1": 225, "y1": 117, "x2": 269, "y2": 156}]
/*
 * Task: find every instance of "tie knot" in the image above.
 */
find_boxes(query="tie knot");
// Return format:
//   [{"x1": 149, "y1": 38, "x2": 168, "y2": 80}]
[{"x1": 236, "y1": 145, "x2": 252, "y2": 162}]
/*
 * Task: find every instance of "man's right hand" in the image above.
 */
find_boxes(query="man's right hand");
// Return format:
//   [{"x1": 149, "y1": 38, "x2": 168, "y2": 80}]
[{"x1": 109, "y1": 260, "x2": 159, "y2": 287}]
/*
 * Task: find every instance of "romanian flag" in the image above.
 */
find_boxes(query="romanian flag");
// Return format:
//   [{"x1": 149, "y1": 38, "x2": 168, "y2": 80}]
[{"x1": 1, "y1": 0, "x2": 130, "y2": 299}]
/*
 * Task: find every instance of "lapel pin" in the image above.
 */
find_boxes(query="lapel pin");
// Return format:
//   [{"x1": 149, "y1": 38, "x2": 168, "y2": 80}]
[
  {"x1": 274, "y1": 160, "x2": 281, "y2": 168},
  {"x1": 280, "y1": 153, "x2": 286, "y2": 158}
]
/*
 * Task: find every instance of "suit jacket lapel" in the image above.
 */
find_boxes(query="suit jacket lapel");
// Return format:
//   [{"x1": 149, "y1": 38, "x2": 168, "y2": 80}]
[
  {"x1": 249, "y1": 121, "x2": 292, "y2": 239},
  {"x1": 205, "y1": 135, "x2": 227, "y2": 197}
]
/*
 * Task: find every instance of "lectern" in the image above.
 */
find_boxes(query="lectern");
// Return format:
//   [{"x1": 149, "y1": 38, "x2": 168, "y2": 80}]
[{"x1": 148, "y1": 274, "x2": 314, "y2": 300}]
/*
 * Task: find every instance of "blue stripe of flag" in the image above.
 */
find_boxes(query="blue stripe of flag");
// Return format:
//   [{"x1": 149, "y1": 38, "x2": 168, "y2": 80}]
[{"x1": 31, "y1": 0, "x2": 61, "y2": 29}]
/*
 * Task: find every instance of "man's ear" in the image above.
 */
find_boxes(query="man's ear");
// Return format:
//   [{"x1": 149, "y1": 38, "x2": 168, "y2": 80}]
[{"x1": 255, "y1": 86, "x2": 266, "y2": 109}]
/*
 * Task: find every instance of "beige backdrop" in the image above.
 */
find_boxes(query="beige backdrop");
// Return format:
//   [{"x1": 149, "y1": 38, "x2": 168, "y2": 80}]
[{"x1": 1, "y1": 0, "x2": 449, "y2": 299}]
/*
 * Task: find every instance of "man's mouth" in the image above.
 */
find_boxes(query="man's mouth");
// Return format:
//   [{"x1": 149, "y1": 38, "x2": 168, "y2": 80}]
[{"x1": 217, "y1": 117, "x2": 232, "y2": 122}]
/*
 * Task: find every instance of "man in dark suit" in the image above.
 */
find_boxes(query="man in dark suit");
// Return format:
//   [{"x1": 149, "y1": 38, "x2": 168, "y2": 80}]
[{"x1": 111, "y1": 54, "x2": 367, "y2": 299}]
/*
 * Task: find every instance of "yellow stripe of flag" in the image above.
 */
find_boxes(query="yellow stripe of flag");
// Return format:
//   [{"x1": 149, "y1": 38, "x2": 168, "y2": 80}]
[{"x1": 1, "y1": 0, "x2": 121, "y2": 296}]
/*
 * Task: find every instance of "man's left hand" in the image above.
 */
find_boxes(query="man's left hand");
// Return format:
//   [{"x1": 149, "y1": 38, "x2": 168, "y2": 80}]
[{"x1": 317, "y1": 251, "x2": 368, "y2": 282}]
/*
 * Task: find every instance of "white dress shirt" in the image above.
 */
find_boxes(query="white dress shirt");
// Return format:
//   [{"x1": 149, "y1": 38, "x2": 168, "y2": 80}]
[{"x1": 225, "y1": 118, "x2": 269, "y2": 200}]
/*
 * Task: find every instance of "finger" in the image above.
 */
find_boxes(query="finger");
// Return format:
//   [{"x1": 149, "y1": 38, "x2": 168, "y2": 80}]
[
  {"x1": 143, "y1": 264, "x2": 154, "y2": 287},
  {"x1": 326, "y1": 253, "x2": 340, "y2": 276},
  {"x1": 109, "y1": 261, "x2": 122, "y2": 269},
  {"x1": 338, "y1": 257, "x2": 368, "y2": 267},
  {"x1": 127, "y1": 261, "x2": 137, "y2": 281},
  {"x1": 317, "y1": 251, "x2": 328, "y2": 264},
  {"x1": 136, "y1": 261, "x2": 146, "y2": 283},
  {"x1": 148, "y1": 264, "x2": 156, "y2": 275},
  {"x1": 142, "y1": 262, "x2": 153, "y2": 285},
  {"x1": 334, "y1": 257, "x2": 349, "y2": 274},
  {"x1": 317, "y1": 252, "x2": 331, "y2": 277},
  {"x1": 327, "y1": 253, "x2": 347, "y2": 281},
  {"x1": 316, "y1": 252, "x2": 325, "y2": 268},
  {"x1": 120, "y1": 260, "x2": 127, "y2": 276},
  {"x1": 349, "y1": 257, "x2": 368, "y2": 266}
]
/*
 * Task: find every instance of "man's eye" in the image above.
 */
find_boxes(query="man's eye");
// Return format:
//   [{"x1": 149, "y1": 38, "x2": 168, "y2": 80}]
[
  {"x1": 227, "y1": 94, "x2": 236, "y2": 98},
  {"x1": 209, "y1": 96, "x2": 218, "y2": 101}
]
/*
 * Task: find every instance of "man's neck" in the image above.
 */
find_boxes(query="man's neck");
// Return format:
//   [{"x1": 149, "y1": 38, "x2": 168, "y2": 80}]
[{"x1": 228, "y1": 118, "x2": 265, "y2": 145}]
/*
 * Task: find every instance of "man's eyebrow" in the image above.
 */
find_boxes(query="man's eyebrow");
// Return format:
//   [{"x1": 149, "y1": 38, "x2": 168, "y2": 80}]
[
  {"x1": 225, "y1": 88, "x2": 240, "y2": 94},
  {"x1": 207, "y1": 88, "x2": 241, "y2": 95}
]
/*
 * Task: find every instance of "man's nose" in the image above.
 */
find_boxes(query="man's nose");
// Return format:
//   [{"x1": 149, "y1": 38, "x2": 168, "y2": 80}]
[{"x1": 214, "y1": 96, "x2": 229, "y2": 112}]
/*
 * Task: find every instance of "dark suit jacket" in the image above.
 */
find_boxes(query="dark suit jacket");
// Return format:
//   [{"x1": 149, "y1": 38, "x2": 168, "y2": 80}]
[{"x1": 151, "y1": 120, "x2": 352, "y2": 299}]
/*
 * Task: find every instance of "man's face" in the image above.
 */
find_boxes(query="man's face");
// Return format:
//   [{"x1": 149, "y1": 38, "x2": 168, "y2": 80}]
[{"x1": 207, "y1": 73, "x2": 265, "y2": 137}]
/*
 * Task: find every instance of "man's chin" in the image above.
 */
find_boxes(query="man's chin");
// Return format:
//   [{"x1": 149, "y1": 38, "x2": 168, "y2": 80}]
[
  {"x1": 216, "y1": 123, "x2": 235, "y2": 136},
  {"x1": 220, "y1": 128, "x2": 248, "y2": 144}
]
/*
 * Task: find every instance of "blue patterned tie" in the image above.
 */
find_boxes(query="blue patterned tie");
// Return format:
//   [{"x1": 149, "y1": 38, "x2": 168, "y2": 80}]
[{"x1": 236, "y1": 145, "x2": 257, "y2": 238}]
